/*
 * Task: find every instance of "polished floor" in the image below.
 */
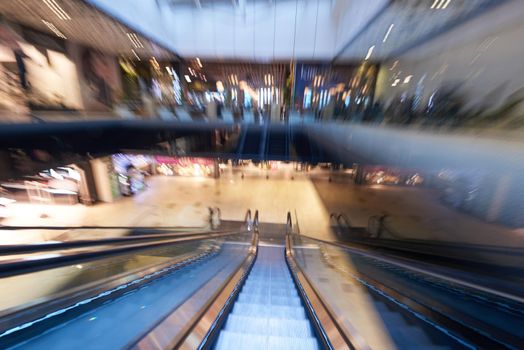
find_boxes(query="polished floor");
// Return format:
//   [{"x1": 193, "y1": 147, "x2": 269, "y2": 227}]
[{"x1": 1, "y1": 164, "x2": 522, "y2": 247}]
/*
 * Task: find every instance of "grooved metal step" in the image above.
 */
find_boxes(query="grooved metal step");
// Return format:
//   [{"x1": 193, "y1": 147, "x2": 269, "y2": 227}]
[{"x1": 213, "y1": 246, "x2": 320, "y2": 350}]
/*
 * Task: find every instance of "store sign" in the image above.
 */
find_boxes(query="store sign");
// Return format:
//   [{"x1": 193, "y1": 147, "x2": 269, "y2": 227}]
[
  {"x1": 155, "y1": 156, "x2": 214, "y2": 177},
  {"x1": 112, "y1": 154, "x2": 152, "y2": 174}
]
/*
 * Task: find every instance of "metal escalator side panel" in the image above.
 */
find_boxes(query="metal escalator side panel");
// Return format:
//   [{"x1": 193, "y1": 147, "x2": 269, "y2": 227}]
[
  {"x1": 285, "y1": 234, "x2": 364, "y2": 350},
  {"x1": 0, "y1": 245, "x2": 219, "y2": 349},
  {"x1": 132, "y1": 232, "x2": 259, "y2": 350}
]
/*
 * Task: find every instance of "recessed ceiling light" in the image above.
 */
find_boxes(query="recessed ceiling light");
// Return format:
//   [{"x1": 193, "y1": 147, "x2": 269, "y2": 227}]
[
  {"x1": 131, "y1": 49, "x2": 141, "y2": 61},
  {"x1": 126, "y1": 33, "x2": 143, "y2": 49},
  {"x1": 41, "y1": 20, "x2": 67, "y2": 39},
  {"x1": 42, "y1": 0, "x2": 71, "y2": 20},
  {"x1": 365, "y1": 45, "x2": 375, "y2": 61},
  {"x1": 383, "y1": 24, "x2": 394, "y2": 43}
]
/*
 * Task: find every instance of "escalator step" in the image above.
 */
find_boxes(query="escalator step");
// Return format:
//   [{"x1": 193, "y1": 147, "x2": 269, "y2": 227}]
[
  {"x1": 243, "y1": 280, "x2": 293, "y2": 288},
  {"x1": 240, "y1": 286, "x2": 299, "y2": 297},
  {"x1": 224, "y1": 314, "x2": 315, "y2": 338},
  {"x1": 237, "y1": 292, "x2": 302, "y2": 306},
  {"x1": 231, "y1": 303, "x2": 306, "y2": 319},
  {"x1": 214, "y1": 330, "x2": 319, "y2": 350}
]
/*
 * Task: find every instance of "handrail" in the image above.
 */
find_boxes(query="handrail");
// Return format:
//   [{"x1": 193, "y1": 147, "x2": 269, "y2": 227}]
[
  {"x1": 355, "y1": 219, "x2": 524, "y2": 255},
  {"x1": 285, "y1": 213, "x2": 363, "y2": 350},
  {"x1": 0, "y1": 230, "x2": 248, "y2": 279},
  {"x1": 0, "y1": 247, "x2": 218, "y2": 343},
  {"x1": 330, "y1": 212, "x2": 353, "y2": 230},
  {"x1": 0, "y1": 225, "x2": 205, "y2": 230},
  {"x1": 133, "y1": 223, "x2": 259, "y2": 350},
  {"x1": 286, "y1": 211, "x2": 293, "y2": 234},
  {"x1": 244, "y1": 209, "x2": 252, "y2": 224},
  {"x1": 367, "y1": 215, "x2": 394, "y2": 238},
  {"x1": 253, "y1": 209, "x2": 259, "y2": 232},
  {"x1": 337, "y1": 213, "x2": 352, "y2": 229},
  {"x1": 294, "y1": 209, "x2": 301, "y2": 235},
  {"x1": 295, "y1": 233, "x2": 524, "y2": 305},
  {"x1": 0, "y1": 228, "x2": 241, "y2": 256},
  {"x1": 292, "y1": 233, "x2": 521, "y2": 349}
]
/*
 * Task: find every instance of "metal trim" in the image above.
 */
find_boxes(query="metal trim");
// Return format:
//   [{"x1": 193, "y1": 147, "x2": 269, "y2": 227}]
[{"x1": 0, "y1": 228, "x2": 238, "y2": 255}]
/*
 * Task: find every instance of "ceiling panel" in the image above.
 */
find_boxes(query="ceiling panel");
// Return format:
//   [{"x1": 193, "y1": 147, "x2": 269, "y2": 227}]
[
  {"x1": 335, "y1": 0, "x2": 508, "y2": 62},
  {"x1": 0, "y1": 0, "x2": 174, "y2": 59}
]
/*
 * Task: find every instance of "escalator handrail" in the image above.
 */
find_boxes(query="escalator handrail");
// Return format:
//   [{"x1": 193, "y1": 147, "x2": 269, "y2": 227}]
[
  {"x1": 0, "y1": 246, "x2": 218, "y2": 340},
  {"x1": 295, "y1": 233, "x2": 524, "y2": 305},
  {"x1": 0, "y1": 228, "x2": 241, "y2": 256},
  {"x1": 253, "y1": 209, "x2": 259, "y2": 231},
  {"x1": 132, "y1": 224, "x2": 259, "y2": 350},
  {"x1": 284, "y1": 215, "x2": 366, "y2": 350},
  {"x1": 286, "y1": 211, "x2": 292, "y2": 233},
  {"x1": 333, "y1": 213, "x2": 524, "y2": 255},
  {"x1": 0, "y1": 230, "x2": 249, "y2": 279},
  {"x1": 244, "y1": 209, "x2": 252, "y2": 224},
  {"x1": 292, "y1": 233, "x2": 523, "y2": 349}
]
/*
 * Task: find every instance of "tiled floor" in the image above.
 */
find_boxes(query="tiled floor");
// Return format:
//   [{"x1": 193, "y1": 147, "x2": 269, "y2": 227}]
[
  {"x1": 1, "y1": 164, "x2": 522, "y2": 248},
  {"x1": 312, "y1": 179, "x2": 524, "y2": 247},
  {"x1": 0, "y1": 168, "x2": 333, "y2": 244}
]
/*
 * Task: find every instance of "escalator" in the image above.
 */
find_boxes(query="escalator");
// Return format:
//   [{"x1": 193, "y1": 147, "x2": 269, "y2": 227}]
[
  {"x1": 214, "y1": 245, "x2": 319, "y2": 349},
  {"x1": 0, "y1": 224, "x2": 253, "y2": 349},
  {"x1": 1, "y1": 211, "x2": 520, "y2": 350},
  {"x1": 0, "y1": 211, "x2": 341, "y2": 350},
  {"x1": 265, "y1": 129, "x2": 288, "y2": 160}
]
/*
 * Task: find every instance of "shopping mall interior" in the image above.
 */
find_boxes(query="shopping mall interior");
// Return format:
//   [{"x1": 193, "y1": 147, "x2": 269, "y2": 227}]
[{"x1": 0, "y1": 0, "x2": 523, "y2": 349}]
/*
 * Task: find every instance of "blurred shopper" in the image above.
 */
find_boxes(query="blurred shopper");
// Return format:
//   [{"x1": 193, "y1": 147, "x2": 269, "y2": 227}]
[
  {"x1": 140, "y1": 91, "x2": 157, "y2": 119},
  {"x1": 81, "y1": 49, "x2": 114, "y2": 108},
  {"x1": 322, "y1": 100, "x2": 335, "y2": 122},
  {"x1": 206, "y1": 99, "x2": 217, "y2": 120},
  {"x1": 209, "y1": 207, "x2": 221, "y2": 229}
]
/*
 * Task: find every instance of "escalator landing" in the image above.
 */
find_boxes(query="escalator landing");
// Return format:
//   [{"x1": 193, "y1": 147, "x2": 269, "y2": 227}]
[{"x1": 256, "y1": 223, "x2": 287, "y2": 245}]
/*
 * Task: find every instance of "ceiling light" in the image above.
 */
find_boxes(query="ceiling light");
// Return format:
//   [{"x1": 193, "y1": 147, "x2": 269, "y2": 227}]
[
  {"x1": 41, "y1": 20, "x2": 67, "y2": 39},
  {"x1": 196, "y1": 57, "x2": 203, "y2": 68},
  {"x1": 150, "y1": 57, "x2": 160, "y2": 71},
  {"x1": 383, "y1": 24, "x2": 394, "y2": 43},
  {"x1": 126, "y1": 33, "x2": 143, "y2": 49},
  {"x1": 436, "y1": 0, "x2": 446, "y2": 9},
  {"x1": 389, "y1": 60, "x2": 399, "y2": 71},
  {"x1": 441, "y1": 0, "x2": 452, "y2": 9},
  {"x1": 131, "y1": 49, "x2": 141, "y2": 61},
  {"x1": 42, "y1": 0, "x2": 71, "y2": 20},
  {"x1": 184, "y1": 75, "x2": 191, "y2": 83},
  {"x1": 392, "y1": 79, "x2": 400, "y2": 87},
  {"x1": 365, "y1": 45, "x2": 375, "y2": 61},
  {"x1": 430, "y1": 0, "x2": 439, "y2": 9},
  {"x1": 403, "y1": 75, "x2": 413, "y2": 83}
]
